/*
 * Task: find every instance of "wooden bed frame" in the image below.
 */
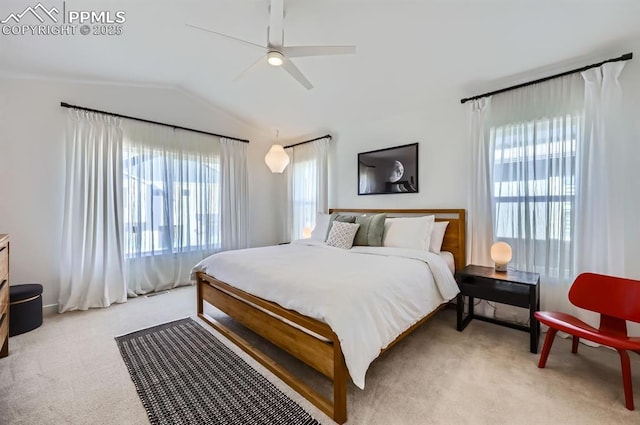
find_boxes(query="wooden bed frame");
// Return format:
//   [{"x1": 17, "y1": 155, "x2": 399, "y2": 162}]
[{"x1": 196, "y1": 208, "x2": 466, "y2": 423}]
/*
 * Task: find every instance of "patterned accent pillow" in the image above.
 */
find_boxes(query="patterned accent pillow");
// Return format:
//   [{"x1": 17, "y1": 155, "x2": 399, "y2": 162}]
[
  {"x1": 326, "y1": 221, "x2": 360, "y2": 250},
  {"x1": 325, "y1": 213, "x2": 357, "y2": 239}
]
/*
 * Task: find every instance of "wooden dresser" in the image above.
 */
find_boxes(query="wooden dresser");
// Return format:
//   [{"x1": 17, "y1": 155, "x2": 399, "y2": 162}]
[{"x1": 0, "y1": 234, "x2": 9, "y2": 358}]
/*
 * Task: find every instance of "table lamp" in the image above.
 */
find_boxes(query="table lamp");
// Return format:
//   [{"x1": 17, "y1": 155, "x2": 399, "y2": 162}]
[{"x1": 491, "y1": 242, "x2": 512, "y2": 272}]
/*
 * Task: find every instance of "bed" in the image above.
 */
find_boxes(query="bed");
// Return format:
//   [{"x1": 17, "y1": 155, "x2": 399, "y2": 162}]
[{"x1": 194, "y1": 208, "x2": 466, "y2": 423}]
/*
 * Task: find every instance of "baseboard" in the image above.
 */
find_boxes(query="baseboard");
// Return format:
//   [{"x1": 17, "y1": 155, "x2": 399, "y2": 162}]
[{"x1": 43, "y1": 303, "x2": 58, "y2": 317}]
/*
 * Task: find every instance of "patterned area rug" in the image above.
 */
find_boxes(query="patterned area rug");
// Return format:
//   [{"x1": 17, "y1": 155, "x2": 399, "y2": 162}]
[{"x1": 116, "y1": 318, "x2": 321, "y2": 425}]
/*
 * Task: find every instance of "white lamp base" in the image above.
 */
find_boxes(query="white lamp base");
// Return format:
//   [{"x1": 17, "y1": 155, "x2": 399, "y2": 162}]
[{"x1": 495, "y1": 263, "x2": 508, "y2": 272}]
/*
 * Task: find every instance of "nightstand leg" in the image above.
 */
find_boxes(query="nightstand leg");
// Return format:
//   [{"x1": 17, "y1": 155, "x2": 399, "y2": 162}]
[
  {"x1": 457, "y1": 294, "x2": 474, "y2": 332},
  {"x1": 456, "y1": 293, "x2": 463, "y2": 331},
  {"x1": 537, "y1": 297, "x2": 541, "y2": 340},
  {"x1": 529, "y1": 287, "x2": 539, "y2": 354}
]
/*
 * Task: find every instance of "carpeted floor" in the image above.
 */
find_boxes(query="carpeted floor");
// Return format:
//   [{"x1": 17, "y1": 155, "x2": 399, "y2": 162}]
[{"x1": 1, "y1": 285, "x2": 638, "y2": 424}]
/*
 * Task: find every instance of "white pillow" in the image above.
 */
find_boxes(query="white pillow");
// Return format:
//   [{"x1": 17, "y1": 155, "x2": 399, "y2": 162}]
[
  {"x1": 310, "y1": 213, "x2": 331, "y2": 241},
  {"x1": 382, "y1": 215, "x2": 435, "y2": 251},
  {"x1": 326, "y1": 221, "x2": 360, "y2": 249},
  {"x1": 429, "y1": 221, "x2": 449, "y2": 254}
]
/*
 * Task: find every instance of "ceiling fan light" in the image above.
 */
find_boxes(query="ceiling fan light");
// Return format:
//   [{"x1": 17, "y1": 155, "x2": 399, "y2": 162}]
[{"x1": 267, "y1": 51, "x2": 284, "y2": 66}]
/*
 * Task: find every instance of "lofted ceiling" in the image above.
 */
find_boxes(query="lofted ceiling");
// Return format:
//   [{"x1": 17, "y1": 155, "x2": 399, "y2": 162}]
[{"x1": 2, "y1": 0, "x2": 640, "y2": 139}]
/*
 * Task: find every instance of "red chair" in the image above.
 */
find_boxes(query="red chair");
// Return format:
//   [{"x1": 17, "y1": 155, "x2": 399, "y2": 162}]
[{"x1": 535, "y1": 272, "x2": 640, "y2": 410}]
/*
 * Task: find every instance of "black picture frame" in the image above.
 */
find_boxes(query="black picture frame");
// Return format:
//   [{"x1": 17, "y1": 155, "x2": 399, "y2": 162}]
[{"x1": 358, "y1": 143, "x2": 419, "y2": 195}]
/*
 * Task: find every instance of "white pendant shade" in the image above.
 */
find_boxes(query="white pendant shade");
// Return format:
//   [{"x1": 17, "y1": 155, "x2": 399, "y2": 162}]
[{"x1": 265, "y1": 144, "x2": 290, "y2": 173}]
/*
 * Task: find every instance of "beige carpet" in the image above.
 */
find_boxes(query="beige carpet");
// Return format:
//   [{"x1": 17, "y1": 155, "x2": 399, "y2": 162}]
[{"x1": 0, "y1": 285, "x2": 637, "y2": 424}]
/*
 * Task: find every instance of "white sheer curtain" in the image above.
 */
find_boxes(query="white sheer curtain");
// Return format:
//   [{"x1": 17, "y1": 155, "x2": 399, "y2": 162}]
[
  {"x1": 467, "y1": 98, "x2": 496, "y2": 316},
  {"x1": 471, "y1": 62, "x2": 630, "y2": 317},
  {"x1": 575, "y1": 62, "x2": 626, "y2": 277},
  {"x1": 468, "y1": 74, "x2": 586, "y2": 319},
  {"x1": 467, "y1": 98, "x2": 494, "y2": 268},
  {"x1": 59, "y1": 110, "x2": 127, "y2": 312},
  {"x1": 220, "y1": 138, "x2": 249, "y2": 251},
  {"x1": 489, "y1": 74, "x2": 585, "y2": 314},
  {"x1": 572, "y1": 62, "x2": 628, "y2": 333},
  {"x1": 285, "y1": 138, "x2": 329, "y2": 241},
  {"x1": 122, "y1": 121, "x2": 221, "y2": 296},
  {"x1": 61, "y1": 112, "x2": 249, "y2": 308}
]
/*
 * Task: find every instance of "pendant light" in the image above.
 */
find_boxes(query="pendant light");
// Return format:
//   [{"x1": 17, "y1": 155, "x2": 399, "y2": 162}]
[{"x1": 264, "y1": 130, "x2": 290, "y2": 173}]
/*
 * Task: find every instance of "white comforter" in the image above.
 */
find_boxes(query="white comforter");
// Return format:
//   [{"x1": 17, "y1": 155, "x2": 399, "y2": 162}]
[{"x1": 191, "y1": 240, "x2": 460, "y2": 389}]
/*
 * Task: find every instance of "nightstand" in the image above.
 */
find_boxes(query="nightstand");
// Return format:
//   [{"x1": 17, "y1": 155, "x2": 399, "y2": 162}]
[{"x1": 456, "y1": 265, "x2": 540, "y2": 353}]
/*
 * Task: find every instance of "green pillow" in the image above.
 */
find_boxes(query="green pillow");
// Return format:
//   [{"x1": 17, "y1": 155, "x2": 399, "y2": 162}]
[
  {"x1": 354, "y1": 213, "x2": 386, "y2": 246},
  {"x1": 326, "y1": 213, "x2": 356, "y2": 239}
]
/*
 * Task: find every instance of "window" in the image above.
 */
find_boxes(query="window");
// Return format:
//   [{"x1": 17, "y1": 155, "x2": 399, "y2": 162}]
[
  {"x1": 290, "y1": 158, "x2": 318, "y2": 238},
  {"x1": 122, "y1": 137, "x2": 221, "y2": 258},
  {"x1": 491, "y1": 113, "x2": 579, "y2": 278},
  {"x1": 286, "y1": 139, "x2": 329, "y2": 240}
]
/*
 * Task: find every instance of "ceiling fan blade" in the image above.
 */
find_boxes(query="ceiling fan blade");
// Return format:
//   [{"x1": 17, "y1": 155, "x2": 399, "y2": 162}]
[
  {"x1": 268, "y1": 0, "x2": 284, "y2": 47},
  {"x1": 281, "y1": 58, "x2": 313, "y2": 90},
  {"x1": 186, "y1": 24, "x2": 267, "y2": 51},
  {"x1": 233, "y1": 55, "x2": 268, "y2": 81},
  {"x1": 282, "y1": 45, "x2": 357, "y2": 58}
]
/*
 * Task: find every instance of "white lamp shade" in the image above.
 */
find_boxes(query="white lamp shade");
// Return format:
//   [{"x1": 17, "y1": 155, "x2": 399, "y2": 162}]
[
  {"x1": 302, "y1": 226, "x2": 312, "y2": 239},
  {"x1": 490, "y1": 242, "x2": 512, "y2": 271},
  {"x1": 264, "y1": 144, "x2": 290, "y2": 173}
]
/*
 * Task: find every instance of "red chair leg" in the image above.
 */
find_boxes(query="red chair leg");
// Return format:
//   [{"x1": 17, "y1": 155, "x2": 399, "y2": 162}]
[
  {"x1": 618, "y1": 349, "x2": 635, "y2": 410},
  {"x1": 572, "y1": 336, "x2": 579, "y2": 354},
  {"x1": 538, "y1": 328, "x2": 558, "y2": 368}
]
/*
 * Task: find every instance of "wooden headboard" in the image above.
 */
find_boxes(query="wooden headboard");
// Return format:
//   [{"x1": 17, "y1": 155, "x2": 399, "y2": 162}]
[{"x1": 328, "y1": 208, "x2": 466, "y2": 271}]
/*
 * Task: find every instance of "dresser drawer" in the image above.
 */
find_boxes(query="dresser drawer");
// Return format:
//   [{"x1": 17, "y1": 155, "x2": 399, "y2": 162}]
[
  {"x1": 0, "y1": 312, "x2": 8, "y2": 348},
  {"x1": 0, "y1": 278, "x2": 7, "y2": 314},
  {"x1": 0, "y1": 243, "x2": 7, "y2": 282}
]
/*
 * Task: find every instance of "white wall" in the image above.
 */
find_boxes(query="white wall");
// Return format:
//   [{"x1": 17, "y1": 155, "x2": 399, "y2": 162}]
[
  {"x1": 0, "y1": 78, "x2": 280, "y2": 308},
  {"x1": 329, "y1": 93, "x2": 467, "y2": 210}
]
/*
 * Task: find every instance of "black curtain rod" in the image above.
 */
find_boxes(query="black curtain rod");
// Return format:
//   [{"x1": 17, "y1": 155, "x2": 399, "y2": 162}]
[
  {"x1": 284, "y1": 134, "x2": 332, "y2": 149},
  {"x1": 60, "y1": 102, "x2": 250, "y2": 143},
  {"x1": 460, "y1": 52, "x2": 633, "y2": 104}
]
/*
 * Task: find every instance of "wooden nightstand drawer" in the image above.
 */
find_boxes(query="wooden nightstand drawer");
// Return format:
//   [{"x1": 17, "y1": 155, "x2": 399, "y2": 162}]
[{"x1": 460, "y1": 279, "x2": 530, "y2": 308}]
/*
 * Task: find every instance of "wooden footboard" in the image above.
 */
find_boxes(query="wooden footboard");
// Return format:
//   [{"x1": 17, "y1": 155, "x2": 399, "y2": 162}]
[{"x1": 197, "y1": 272, "x2": 348, "y2": 423}]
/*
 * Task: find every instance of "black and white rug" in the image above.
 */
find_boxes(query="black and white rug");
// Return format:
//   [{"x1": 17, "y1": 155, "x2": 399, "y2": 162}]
[{"x1": 116, "y1": 318, "x2": 321, "y2": 425}]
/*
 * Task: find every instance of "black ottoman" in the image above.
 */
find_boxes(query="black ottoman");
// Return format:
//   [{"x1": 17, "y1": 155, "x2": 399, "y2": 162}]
[{"x1": 9, "y1": 284, "x2": 43, "y2": 336}]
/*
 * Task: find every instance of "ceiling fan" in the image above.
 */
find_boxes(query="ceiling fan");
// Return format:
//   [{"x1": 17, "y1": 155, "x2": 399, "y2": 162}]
[{"x1": 186, "y1": 0, "x2": 356, "y2": 89}]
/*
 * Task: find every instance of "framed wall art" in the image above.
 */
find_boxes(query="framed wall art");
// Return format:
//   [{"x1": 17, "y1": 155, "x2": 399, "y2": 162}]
[{"x1": 358, "y1": 143, "x2": 418, "y2": 195}]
